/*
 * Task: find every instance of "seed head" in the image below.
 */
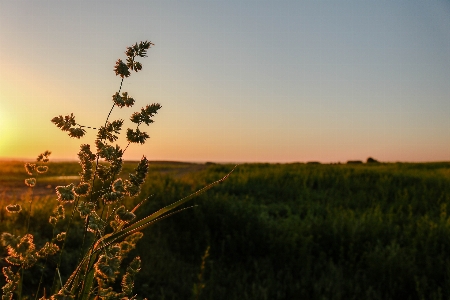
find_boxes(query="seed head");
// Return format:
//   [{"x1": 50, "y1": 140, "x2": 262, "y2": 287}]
[
  {"x1": 25, "y1": 178, "x2": 36, "y2": 187},
  {"x1": 36, "y1": 166, "x2": 49, "y2": 174},
  {"x1": 115, "y1": 206, "x2": 135, "y2": 223},
  {"x1": 54, "y1": 204, "x2": 65, "y2": 219},
  {"x1": 24, "y1": 163, "x2": 36, "y2": 175},
  {"x1": 55, "y1": 184, "x2": 75, "y2": 203},
  {"x1": 5, "y1": 204, "x2": 22, "y2": 214},
  {"x1": 36, "y1": 151, "x2": 51, "y2": 162},
  {"x1": 114, "y1": 59, "x2": 130, "y2": 78},
  {"x1": 56, "y1": 232, "x2": 66, "y2": 242},
  {"x1": 74, "y1": 182, "x2": 91, "y2": 197},
  {"x1": 1, "y1": 233, "x2": 19, "y2": 248},
  {"x1": 77, "y1": 201, "x2": 96, "y2": 218}
]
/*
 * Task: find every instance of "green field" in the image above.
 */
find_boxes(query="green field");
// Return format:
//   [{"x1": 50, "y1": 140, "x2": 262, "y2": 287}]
[{"x1": 1, "y1": 161, "x2": 450, "y2": 299}]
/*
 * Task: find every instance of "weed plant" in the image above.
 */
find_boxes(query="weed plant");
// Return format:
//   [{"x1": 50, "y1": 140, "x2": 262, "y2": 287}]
[{"x1": 0, "y1": 41, "x2": 232, "y2": 300}]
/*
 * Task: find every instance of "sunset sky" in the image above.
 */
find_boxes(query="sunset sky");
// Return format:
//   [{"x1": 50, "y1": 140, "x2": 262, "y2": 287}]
[{"x1": 1, "y1": 1, "x2": 449, "y2": 163}]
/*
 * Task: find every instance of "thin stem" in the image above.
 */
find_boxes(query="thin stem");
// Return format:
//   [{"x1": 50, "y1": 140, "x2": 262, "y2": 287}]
[
  {"x1": 89, "y1": 77, "x2": 124, "y2": 204},
  {"x1": 34, "y1": 258, "x2": 48, "y2": 300},
  {"x1": 76, "y1": 124, "x2": 98, "y2": 130},
  {"x1": 123, "y1": 141, "x2": 131, "y2": 153},
  {"x1": 25, "y1": 187, "x2": 34, "y2": 234},
  {"x1": 50, "y1": 196, "x2": 81, "y2": 292},
  {"x1": 18, "y1": 267, "x2": 23, "y2": 300},
  {"x1": 56, "y1": 268, "x2": 63, "y2": 290},
  {"x1": 39, "y1": 223, "x2": 57, "y2": 297}
]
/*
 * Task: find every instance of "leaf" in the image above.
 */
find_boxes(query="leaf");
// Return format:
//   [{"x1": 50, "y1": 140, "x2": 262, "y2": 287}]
[{"x1": 93, "y1": 166, "x2": 236, "y2": 253}]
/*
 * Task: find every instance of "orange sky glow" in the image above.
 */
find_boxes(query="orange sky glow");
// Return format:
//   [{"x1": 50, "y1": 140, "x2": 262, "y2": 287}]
[{"x1": 1, "y1": 1, "x2": 450, "y2": 163}]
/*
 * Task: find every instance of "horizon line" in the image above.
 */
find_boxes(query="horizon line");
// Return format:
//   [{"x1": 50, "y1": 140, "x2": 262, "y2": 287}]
[{"x1": 1, "y1": 157, "x2": 449, "y2": 165}]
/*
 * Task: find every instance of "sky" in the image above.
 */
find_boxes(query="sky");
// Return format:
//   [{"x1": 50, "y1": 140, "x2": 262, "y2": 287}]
[{"x1": 0, "y1": 0, "x2": 449, "y2": 163}]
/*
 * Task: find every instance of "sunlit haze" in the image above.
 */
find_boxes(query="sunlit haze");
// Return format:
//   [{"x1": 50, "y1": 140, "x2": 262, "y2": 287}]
[{"x1": 1, "y1": 1, "x2": 449, "y2": 163}]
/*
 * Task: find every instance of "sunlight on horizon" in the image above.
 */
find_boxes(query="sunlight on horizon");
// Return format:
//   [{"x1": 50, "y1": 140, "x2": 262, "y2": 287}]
[{"x1": 1, "y1": 1, "x2": 449, "y2": 163}]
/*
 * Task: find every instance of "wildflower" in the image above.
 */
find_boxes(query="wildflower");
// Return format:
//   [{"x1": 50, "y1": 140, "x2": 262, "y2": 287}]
[
  {"x1": 4, "y1": 256, "x2": 21, "y2": 266},
  {"x1": 1, "y1": 233, "x2": 20, "y2": 248},
  {"x1": 95, "y1": 164, "x2": 110, "y2": 182},
  {"x1": 51, "y1": 114, "x2": 85, "y2": 138},
  {"x1": 36, "y1": 165, "x2": 49, "y2": 173},
  {"x1": 125, "y1": 41, "x2": 153, "y2": 60},
  {"x1": 24, "y1": 178, "x2": 36, "y2": 187},
  {"x1": 124, "y1": 181, "x2": 140, "y2": 197},
  {"x1": 130, "y1": 104, "x2": 162, "y2": 126},
  {"x1": 115, "y1": 205, "x2": 135, "y2": 223},
  {"x1": 122, "y1": 157, "x2": 148, "y2": 197},
  {"x1": 5, "y1": 204, "x2": 22, "y2": 214},
  {"x1": 96, "y1": 140, "x2": 123, "y2": 161},
  {"x1": 3, "y1": 234, "x2": 38, "y2": 269},
  {"x1": 1, "y1": 267, "x2": 20, "y2": 300},
  {"x1": 102, "y1": 191, "x2": 123, "y2": 205},
  {"x1": 78, "y1": 144, "x2": 95, "y2": 182},
  {"x1": 49, "y1": 216, "x2": 57, "y2": 226},
  {"x1": 54, "y1": 204, "x2": 65, "y2": 219},
  {"x1": 77, "y1": 201, "x2": 96, "y2": 218},
  {"x1": 121, "y1": 257, "x2": 141, "y2": 295},
  {"x1": 113, "y1": 92, "x2": 135, "y2": 108},
  {"x1": 97, "y1": 120, "x2": 124, "y2": 143},
  {"x1": 114, "y1": 59, "x2": 130, "y2": 78},
  {"x1": 78, "y1": 144, "x2": 96, "y2": 161},
  {"x1": 94, "y1": 254, "x2": 121, "y2": 281},
  {"x1": 112, "y1": 178, "x2": 124, "y2": 193},
  {"x1": 24, "y1": 163, "x2": 35, "y2": 175},
  {"x1": 126, "y1": 128, "x2": 149, "y2": 144},
  {"x1": 17, "y1": 234, "x2": 35, "y2": 255},
  {"x1": 55, "y1": 183, "x2": 75, "y2": 203},
  {"x1": 68, "y1": 127, "x2": 86, "y2": 139},
  {"x1": 130, "y1": 157, "x2": 148, "y2": 186},
  {"x1": 87, "y1": 213, "x2": 106, "y2": 233},
  {"x1": 56, "y1": 232, "x2": 66, "y2": 242},
  {"x1": 36, "y1": 242, "x2": 59, "y2": 257},
  {"x1": 36, "y1": 150, "x2": 51, "y2": 162},
  {"x1": 51, "y1": 114, "x2": 76, "y2": 131},
  {"x1": 124, "y1": 41, "x2": 153, "y2": 74},
  {"x1": 74, "y1": 182, "x2": 90, "y2": 196}
]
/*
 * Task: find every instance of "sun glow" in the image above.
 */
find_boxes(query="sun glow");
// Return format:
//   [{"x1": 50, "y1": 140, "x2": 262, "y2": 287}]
[
  {"x1": 0, "y1": 93, "x2": 20, "y2": 159},
  {"x1": 0, "y1": 104, "x2": 10, "y2": 157}
]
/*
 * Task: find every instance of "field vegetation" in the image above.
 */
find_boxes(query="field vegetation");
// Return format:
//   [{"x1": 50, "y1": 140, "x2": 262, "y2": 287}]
[{"x1": 1, "y1": 160, "x2": 450, "y2": 299}]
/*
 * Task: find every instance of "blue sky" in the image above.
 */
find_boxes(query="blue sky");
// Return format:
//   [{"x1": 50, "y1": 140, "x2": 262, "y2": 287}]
[{"x1": 0, "y1": 0, "x2": 449, "y2": 162}]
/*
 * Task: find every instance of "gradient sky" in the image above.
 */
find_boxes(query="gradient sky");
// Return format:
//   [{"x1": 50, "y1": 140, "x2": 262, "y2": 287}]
[{"x1": 0, "y1": 0, "x2": 449, "y2": 163}]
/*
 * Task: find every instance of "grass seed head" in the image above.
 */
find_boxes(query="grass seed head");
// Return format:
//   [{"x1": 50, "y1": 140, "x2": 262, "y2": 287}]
[
  {"x1": 24, "y1": 163, "x2": 36, "y2": 175},
  {"x1": 5, "y1": 204, "x2": 22, "y2": 214},
  {"x1": 25, "y1": 178, "x2": 36, "y2": 187},
  {"x1": 55, "y1": 184, "x2": 75, "y2": 203},
  {"x1": 36, "y1": 166, "x2": 49, "y2": 174},
  {"x1": 74, "y1": 182, "x2": 91, "y2": 197}
]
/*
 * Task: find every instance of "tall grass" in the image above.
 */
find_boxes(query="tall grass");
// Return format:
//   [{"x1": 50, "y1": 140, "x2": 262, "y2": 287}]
[
  {"x1": 0, "y1": 42, "x2": 232, "y2": 300},
  {"x1": 127, "y1": 162, "x2": 450, "y2": 299},
  {"x1": 2, "y1": 161, "x2": 450, "y2": 298}
]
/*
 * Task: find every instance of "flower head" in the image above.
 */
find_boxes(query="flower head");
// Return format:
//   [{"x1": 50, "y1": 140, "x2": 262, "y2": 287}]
[
  {"x1": 56, "y1": 184, "x2": 75, "y2": 203},
  {"x1": 5, "y1": 204, "x2": 22, "y2": 214},
  {"x1": 25, "y1": 178, "x2": 36, "y2": 187}
]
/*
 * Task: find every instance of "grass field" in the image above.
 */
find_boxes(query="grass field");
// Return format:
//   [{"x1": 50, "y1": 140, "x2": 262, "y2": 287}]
[{"x1": 1, "y1": 160, "x2": 450, "y2": 299}]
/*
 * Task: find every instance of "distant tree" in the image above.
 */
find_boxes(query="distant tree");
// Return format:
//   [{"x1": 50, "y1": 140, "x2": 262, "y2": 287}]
[
  {"x1": 347, "y1": 160, "x2": 363, "y2": 164},
  {"x1": 366, "y1": 157, "x2": 379, "y2": 163}
]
